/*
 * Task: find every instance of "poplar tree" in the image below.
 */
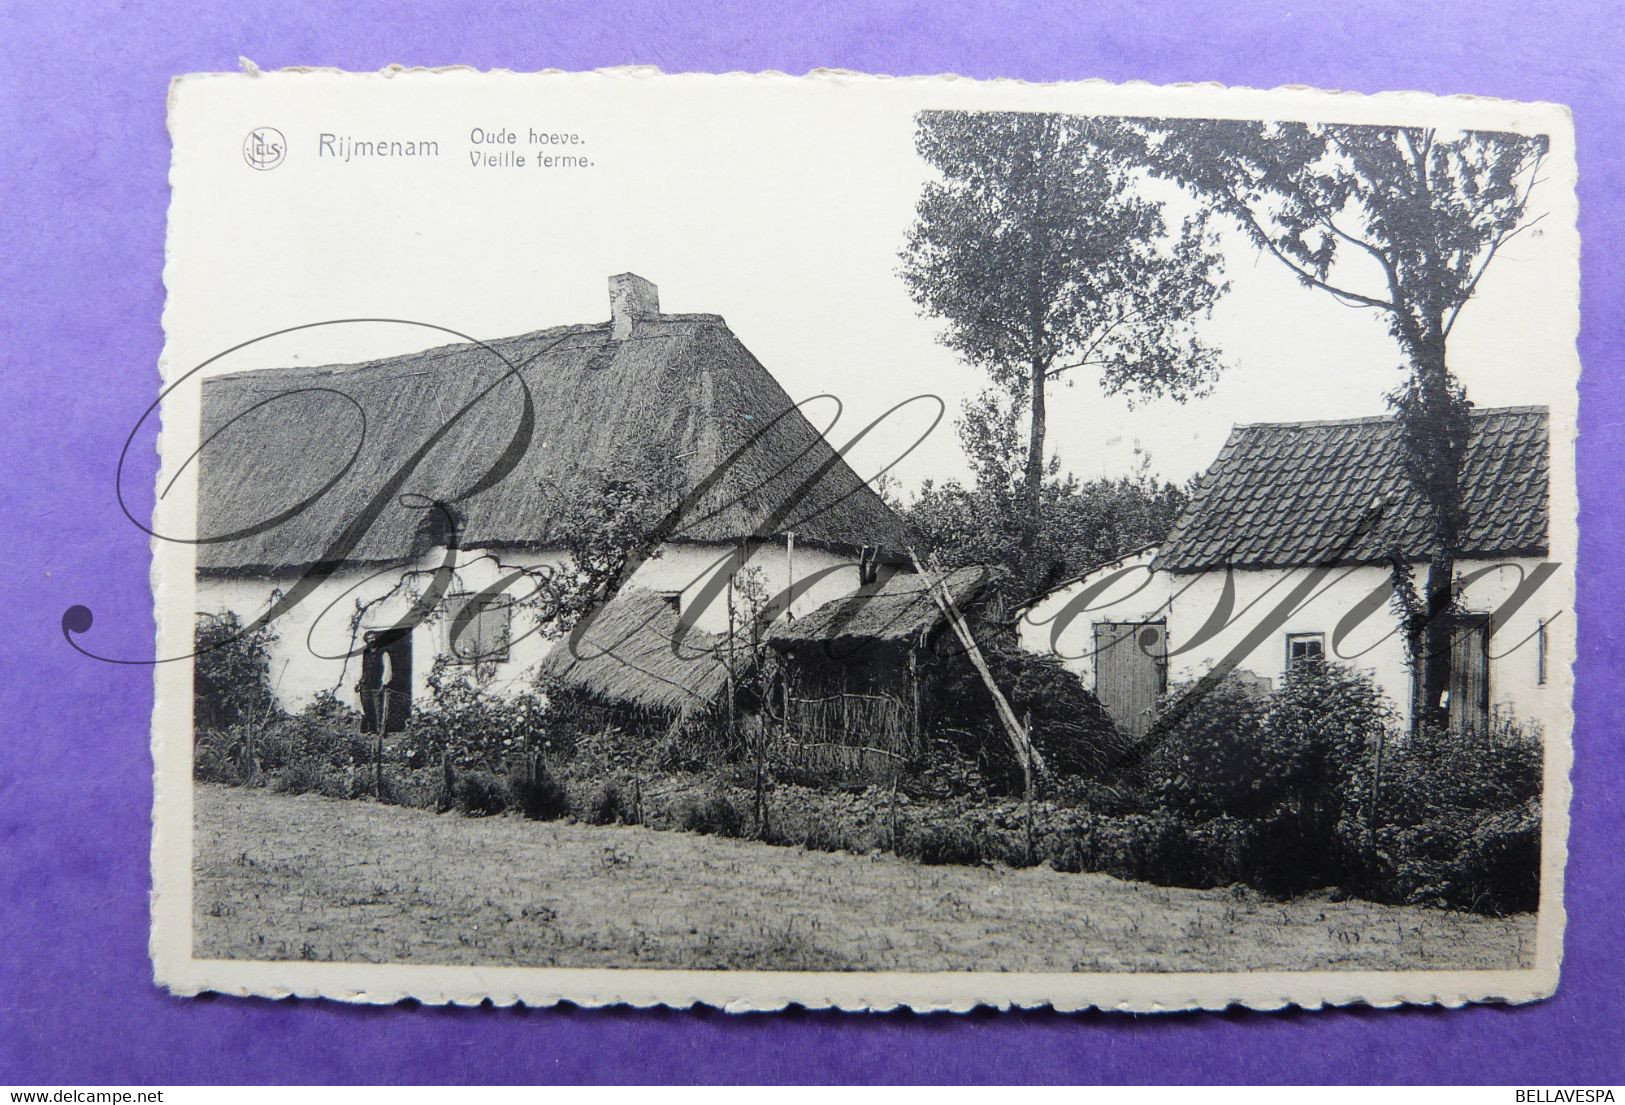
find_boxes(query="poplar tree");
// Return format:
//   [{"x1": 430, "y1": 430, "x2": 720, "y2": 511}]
[{"x1": 899, "y1": 111, "x2": 1227, "y2": 575}]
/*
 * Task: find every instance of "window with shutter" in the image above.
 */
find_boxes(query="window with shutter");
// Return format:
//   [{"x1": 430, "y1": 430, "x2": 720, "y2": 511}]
[{"x1": 447, "y1": 592, "x2": 512, "y2": 663}]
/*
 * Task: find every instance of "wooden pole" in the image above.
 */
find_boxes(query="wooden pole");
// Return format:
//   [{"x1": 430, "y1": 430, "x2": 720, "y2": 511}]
[
  {"x1": 782, "y1": 665, "x2": 792, "y2": 742},
  {"x1": 754, "y1": 717, "x2": 768, "y2": 837},
  {"x1": 907, "y1": 548, "x2": 1046, "y2": 780},
  {"x1": 376, "y1": 690, "x2": 388, "y2": 799},
  {"x1": 1024, "y1": 708, "x2": 1036, "y2": 867},
  {"x1": 890, "y1": 771, "x2": 901, "y2": 855},
  {"x1": 1368, "y1": 725, "x2": 1385, "y2": 849},
  {"x1": 907, "y1": 647, "x2": 922, "y2": 759},
  {"x1": 786, "y1": 531, "x2": 796, "y2": 621},
  {"x1": 725, "y1": 566, "x2": 738, "y2": 740}
]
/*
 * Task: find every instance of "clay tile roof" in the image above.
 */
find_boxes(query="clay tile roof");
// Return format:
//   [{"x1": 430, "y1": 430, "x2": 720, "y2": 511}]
[{"x1": 1154, "y1": 406, "x2": 1549, "y2": 573}]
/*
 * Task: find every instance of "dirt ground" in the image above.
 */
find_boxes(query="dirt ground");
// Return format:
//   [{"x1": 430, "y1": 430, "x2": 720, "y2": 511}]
[{"x1": 192, "y1": 784, "x2": 1536, "y2": 972}]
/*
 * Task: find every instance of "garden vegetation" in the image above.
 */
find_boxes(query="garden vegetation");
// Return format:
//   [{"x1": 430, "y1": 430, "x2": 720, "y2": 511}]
[{"x1": 194, "y1": 614, "x2": 1541, "y2": 916}]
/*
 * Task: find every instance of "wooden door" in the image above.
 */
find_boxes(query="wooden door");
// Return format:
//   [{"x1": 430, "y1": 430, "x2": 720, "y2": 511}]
[
  {"x1": 1093, "y1": 620, "x2": 1167, "y2": 739},
  {"x1": 1447, "y1": 614, "x2": 1491, "y2": 735}
]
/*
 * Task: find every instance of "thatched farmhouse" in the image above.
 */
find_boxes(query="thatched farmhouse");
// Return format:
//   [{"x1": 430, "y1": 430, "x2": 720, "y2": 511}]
[
  {"x1": 1017, "y1": 406, "x2": 1564, "y2": 740},
  {"x1": 197, "y1": 273, "x2": 909, "y2": 730}
]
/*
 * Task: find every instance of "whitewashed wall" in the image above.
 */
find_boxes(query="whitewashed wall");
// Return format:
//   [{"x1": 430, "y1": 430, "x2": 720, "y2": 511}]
[
  {"x1": 1017, "y1": 548, "x2": 1162, "y2": 691},
  {"x1": 1018, "y1": 552, "x2": 1569, "y2": 738},
  {"x1": 653, "y1": 539, "x2": 887, "y2": 635},
  {"x1": 197, "y1": 536, "x2": 872, "y2": 714}
]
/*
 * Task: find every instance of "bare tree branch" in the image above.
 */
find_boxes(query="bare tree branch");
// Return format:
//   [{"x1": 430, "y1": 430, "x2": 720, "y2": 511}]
[
  {"x1": 1045, "y1": 314, "x2": 1134, "y2": 378},
  {"x1": 1243, "y1": 207, "x2": 1397, "y2": 311},
  {"x1": 1442, "y1": 149, "x2": 1550, "y2": 338}
]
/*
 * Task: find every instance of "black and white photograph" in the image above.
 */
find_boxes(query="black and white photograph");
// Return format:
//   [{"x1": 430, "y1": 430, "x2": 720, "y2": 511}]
[{"x1": 149, "y1": 71, "x2": 1577, "y2": 1010}]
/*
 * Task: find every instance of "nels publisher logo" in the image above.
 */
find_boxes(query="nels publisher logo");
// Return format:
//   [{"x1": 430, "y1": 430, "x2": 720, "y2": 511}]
[{"x1": 243, "y1": 126, "x2": 286, "y2": 171}]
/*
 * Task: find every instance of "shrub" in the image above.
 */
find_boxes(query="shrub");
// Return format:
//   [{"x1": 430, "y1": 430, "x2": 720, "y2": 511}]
[
  {"x1": 1456, "y1": 800, "x2": 1541, "y2": 914},
  {"x1": 680, "y1": 791, "x2": 745, "y2": 837},
  {"x1": 1259, "y1": 661, "x2": 1390, "y2": 814},
  {"x1": 928, "y1": 645, "x2": 1124, "y2": 792},
  {"x1": 532, "y1": 676, "x2": 617, "y2": 759},
  {"x1": 1035, "y1": 809, "x2": 1256, "y2": 888},
  {"x1": 1140, "y1": 675, "x2": 1272, "y2": 818},
  {"x1": 1375, "y1": 724, "x2": 1541, "y2": 828},
  {"x1": 903, "y1": 820, "x2": 985, "y2": 866},
  {"x1": 456, "y1": 770, "x2": 513, "y2": 816},
  {"x1": 1241, "y1": 806, "x2": 1333, "y2": 898},
  {"x1": 194, "y1": 611, "x2": 278, "y2": 735},
  {"x1": 752, "y1": 784, "x2": 888, "y2": 854},
  {"x1": 420, "y1": 657, "x2": 549, "y2": 772},
  {"x1": 583, "y1": 779, "x2": 636, "y2": 825},
  {"x1": 511, "y1": 761, "x2": 570, "y2": 821},
  {"x1": 246, "y1": 696, "x2": 369, "y2": 780},
  {"x1": 193, "y1": 728, "x2": 243, "y2": 785},
  {"x1": 271, "y1": 759, "x2": 325, "y2": 796},
  {"x1": 376, "y1": 766, "x2": 440, "y2": 810},
  {"x1": 1141, "y1": 662, "x2": 1389, "y2": 822},
  {"x1": 795, "y1": 814, "x2": 857, "y2": 854},
  {"x1": 556, "y1": 724, "x2": 657, "y2": 784},
  {"x1": 1090, "y1": 812, "x2": 1208, "y2": 886},
  {"x1": 1127, "y1": 663, "x2": 1402, "y2": 895},
  {"x1": 1049, "y1": 775, "x2": 1143, "y2": 817},
  {"x1": 1352, "y1": 724, "x2": 1544, "y2": 913},
  {"x1": 318, "y1": 767, "x2": 362, "y2": 801}
]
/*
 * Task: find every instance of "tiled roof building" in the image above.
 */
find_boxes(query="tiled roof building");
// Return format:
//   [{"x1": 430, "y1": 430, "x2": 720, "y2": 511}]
[{"x1": 1155, "y1": 406, "x2": 1548, "y2": 572}]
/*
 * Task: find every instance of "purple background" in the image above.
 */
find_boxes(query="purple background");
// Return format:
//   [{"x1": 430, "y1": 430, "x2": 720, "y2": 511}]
[{"x1": 2, "y1": 0, "x2": 1621, "y2": 1084}]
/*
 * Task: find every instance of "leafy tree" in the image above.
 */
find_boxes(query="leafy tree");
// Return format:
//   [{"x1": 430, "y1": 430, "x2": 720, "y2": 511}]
[
  {"x1": 194, "y1": 610, "x2": 278, "y2": 734},
  {"x1": 910, "y1": 388, "x2": 1189, "y2": 594},
  {"x1": 194, "y1": 610, "x2": 281, "y2": 784},
  {"x1": 905, "y1": 389, "x2": 1190, "y2": 594},
  {"x1": 899, "y1": 110, "x2": 1227, "y2": 561},
  {"x1": 525, "y1": 450, "x2": 679, "y2": 639},
  {"x1": 1132, "y1": 120, "x2": 1549, "y2": 730}
]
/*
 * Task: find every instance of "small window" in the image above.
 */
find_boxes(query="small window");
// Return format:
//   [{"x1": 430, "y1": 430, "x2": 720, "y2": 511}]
[
  {"x1": 1285, "y1": 632, "x2": 1325, "y2": 670},
  {"x1": 859, "y1": 545, "x2": 880, "y2": 586},
  {"x1": 447, "y1": 592, "x2": 512, "y2": 663},
  {"x1": 1536, "y1": 619, "x2": 1548, "y2": 686}
]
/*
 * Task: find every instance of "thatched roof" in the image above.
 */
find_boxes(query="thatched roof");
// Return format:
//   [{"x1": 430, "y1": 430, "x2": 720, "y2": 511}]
[
  {"x1": 197, "y1": 312, "x2": 908, "y2": 573},
  {"x1": 766, "y1": 565, "x2": 994, "y2": 649},
  {"x1": 539, "y1": 588, "x2": 736, "y2": 715}
]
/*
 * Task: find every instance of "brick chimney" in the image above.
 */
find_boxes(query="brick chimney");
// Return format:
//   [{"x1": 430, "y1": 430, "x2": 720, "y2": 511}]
[{"x1": 609, "y1": 272, "x2": 659, "y2": 340}]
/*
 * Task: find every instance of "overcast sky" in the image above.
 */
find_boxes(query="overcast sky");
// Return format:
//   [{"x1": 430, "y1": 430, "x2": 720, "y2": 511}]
[{"x1": 168, "y1": 72, "x2": 1574, "y2": 500}]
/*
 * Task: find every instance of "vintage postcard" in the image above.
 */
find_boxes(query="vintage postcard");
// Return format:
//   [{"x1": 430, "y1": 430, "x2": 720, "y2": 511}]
[{"x1": 145, "y1": 68, "x2": 1578, "y2": 1011}]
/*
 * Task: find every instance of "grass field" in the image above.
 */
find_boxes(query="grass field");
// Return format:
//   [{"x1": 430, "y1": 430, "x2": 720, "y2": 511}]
[{"x1": 193, "y1": 784, "x2": 1535, "y2": 972}]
